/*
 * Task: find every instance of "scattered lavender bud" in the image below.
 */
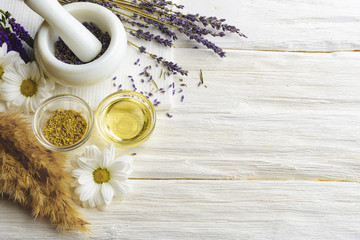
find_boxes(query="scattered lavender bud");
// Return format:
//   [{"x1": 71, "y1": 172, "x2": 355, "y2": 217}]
[{"x1": 166, "y1": 113, "x2": 173, "y2": 118}]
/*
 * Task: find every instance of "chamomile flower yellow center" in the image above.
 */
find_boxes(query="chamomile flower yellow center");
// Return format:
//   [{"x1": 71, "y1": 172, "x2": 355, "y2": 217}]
[
  {"x1": 93, "y1": 168, "x2": 110, "y2": 184},
  {"x1": 20, "y1": 79, "x2": 37, "y2": 97}
]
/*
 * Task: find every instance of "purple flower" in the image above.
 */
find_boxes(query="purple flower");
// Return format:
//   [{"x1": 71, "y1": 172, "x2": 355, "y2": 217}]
[
  {"x1": 139, "y1": 46, "x2": 146, "y2": 53},
  {"x1": 130, "y1": 29, "x2": 173, "y2": 47},
  {"x1": 6, "y1": 12, "x2": 34, "y2": 48},
  {"x1": 0, "y1": 25, "x2": 30, "y2": 62}
]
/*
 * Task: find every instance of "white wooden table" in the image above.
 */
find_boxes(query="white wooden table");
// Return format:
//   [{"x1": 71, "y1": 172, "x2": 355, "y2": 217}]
[{"x1": 1, "y1": 0, "x2": 360, "y2": 239}]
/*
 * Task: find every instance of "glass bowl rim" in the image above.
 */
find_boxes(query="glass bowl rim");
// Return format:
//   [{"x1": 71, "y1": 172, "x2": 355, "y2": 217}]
[{"x1": 95, "y1": 90, "x2": 156, "y2": 148}]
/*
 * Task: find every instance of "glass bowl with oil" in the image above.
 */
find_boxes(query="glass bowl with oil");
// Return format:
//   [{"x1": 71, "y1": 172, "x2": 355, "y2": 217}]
[{"x1": 95, "y1": 91, "x2": 156, "y2": 148}]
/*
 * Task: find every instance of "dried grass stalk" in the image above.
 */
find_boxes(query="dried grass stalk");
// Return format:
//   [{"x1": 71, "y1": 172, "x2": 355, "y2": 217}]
[{"x1": 0, "y1": 112, "x2": 89, "y2": 232}]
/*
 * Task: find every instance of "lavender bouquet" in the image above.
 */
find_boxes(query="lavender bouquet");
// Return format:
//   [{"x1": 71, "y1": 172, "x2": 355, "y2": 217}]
[
  {"x1": 58, "y1": 0, "x2": 246, "y2": 76},
  {"x1": 0, "y1": 10, "x2": 34, "y2": 63}
]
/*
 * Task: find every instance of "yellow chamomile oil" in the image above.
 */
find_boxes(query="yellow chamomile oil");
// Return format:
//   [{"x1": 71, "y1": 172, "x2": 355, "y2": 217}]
[{"x1": 100, "y1": 97, "x2": 152, "y2": 147}]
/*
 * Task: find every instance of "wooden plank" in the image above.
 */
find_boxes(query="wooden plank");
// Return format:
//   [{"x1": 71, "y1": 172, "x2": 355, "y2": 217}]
[
  {"x1": 68, "y1": 48, "x2": 360, "y2": 181},
  {"x1": 175, "y1": 0, "x2": 360, "y2": 52},
  {"x1": 1, "y1": 180, "x2": 360, "y2": 239}
]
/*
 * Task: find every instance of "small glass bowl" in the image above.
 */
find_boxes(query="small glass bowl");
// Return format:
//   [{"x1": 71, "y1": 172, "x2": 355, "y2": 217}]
[
  {"x1": 33, "y1": 94, "x2": 94, "y2": 152},
  {"x1": 96, "y1": 91, "x2": 156, "y2": 148}
]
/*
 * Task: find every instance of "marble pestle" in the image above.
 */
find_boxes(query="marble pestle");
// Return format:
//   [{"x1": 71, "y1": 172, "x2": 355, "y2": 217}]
[{"x1": 24, "y1": 0, "x2": 102, "y2": 63}]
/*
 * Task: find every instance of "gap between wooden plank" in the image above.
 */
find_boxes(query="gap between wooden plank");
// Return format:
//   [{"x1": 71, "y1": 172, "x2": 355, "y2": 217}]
[
  {"x1": 129, "y1": 177, "x2": 359, "y2": 183},
  {"x1": 175, "y1": 46, "x2": 360, "y2": 54}
]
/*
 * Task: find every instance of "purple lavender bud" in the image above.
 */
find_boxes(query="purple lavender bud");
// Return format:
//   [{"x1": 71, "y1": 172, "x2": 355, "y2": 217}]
[
  {"x1": 6, "y1": 12, "x2": 34, "y2": 48},
  {"x1": 139, "y1": 46, "x2": 146, "y2": 53},
  {"x1": 0, "y1": 25, "x2": 30, "y2": 62}
]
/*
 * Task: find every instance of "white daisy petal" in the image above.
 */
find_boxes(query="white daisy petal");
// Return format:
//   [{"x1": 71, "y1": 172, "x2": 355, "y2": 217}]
[
  {"x1": 2, "y1": 67, "x2": 23, "y2": 85},
  {"x1": 77, "y1": 158, "x2": 97, "y2": 171},
  {"x1": 0, "y1": 60, "x2": 54, "y2": 112},
  {"x1": 29, "y1": 96, "x2": 39, "y2": 112},
  {"x1": 15, "y1": 63, "x2": 30, "y2": 80},
  {"x1": 88, "y1": 195, "x2": 96, "y2": 208},
  {"x1": 73, "y1": 144, "x2": 132, "y2": 209},
  {"x1": 110, "y1": 180, "x2": 130, "y2": 196},
  {"x1": 76, "y1": 182, "x2": 97, "y2": 201},
  {"x1": 29, "y1": 62, "x2": 41, "y2": 81},
  {"x1": 79, "y1": 156, "x2": 99, "y2": 170},
  {"x1": 84, "y1": 145, "x2": 101, "y2": 161},
  {"x1": 100, "y1": 144, "x2": 115, "y2": 168},
  {"x1": 101, "y1": 183, "x2": 114, "y2": 205},
  {"x1": 0, "y1": 83, "x2": 20, "y2": 101},
  {"x1": 45, "y1": 77, "x2": 55, "y2": 90},
  {"x1": 72, "y1": 168, "x2": 89, "y2": 178},
  {"x1": 111, "y1": 172, "x2": 128, "y2": 182},
  {"x1": 0, "y1": 81, "x2": 21, "y2": 92},
  {"x1": 78, "y1": 172, "x2": 94, "y2": 185},
  {"x1": 12, "y1": 94, "x2": 26, "y2": 107},
  {"x1": 94, "y1": 184, "x2": 104, "y2": 206},
  {"x1": 0, "y1": 43, "x2": 7, "y2": 56},
  {"x1": 109, "y1": 161, "x2": 127, "y2": 172},
  {"x1": 110, "y1": 157, "x2": 132, "y2": 174},
  {"x1": 36, "y1": 88, "x2": 49, "y2": 100}
]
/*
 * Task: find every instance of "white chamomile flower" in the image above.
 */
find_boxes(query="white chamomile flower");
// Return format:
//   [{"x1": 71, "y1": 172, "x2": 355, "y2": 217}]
[
  {"x1": 72, "y1": 144, "x2": 133, "y2": 210},
  {"x1": 0, "y1": 60, "x2": 55, "y2": 113},
  {"x1": 0, "y1": 42, "x2": 24, "y2": 81}
]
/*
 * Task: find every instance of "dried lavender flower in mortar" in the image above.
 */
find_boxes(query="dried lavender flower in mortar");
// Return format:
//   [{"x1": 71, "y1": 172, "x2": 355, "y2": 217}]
[{"x1": 54, "y1": 22, "x2": 110, "y2": 64}]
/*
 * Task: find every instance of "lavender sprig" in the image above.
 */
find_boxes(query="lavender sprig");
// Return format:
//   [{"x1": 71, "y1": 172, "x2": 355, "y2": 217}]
[
  {"x1": 0, "y1": 10, "x2": 32, "y2": 62},
  {"x1": 129, "y1": 29, "x2": 173, "y2": 47},
  {"x1": 5, "y1": 12, "x2": 34, "y2": 48},
  {"x1": 0, "y1": 21, "x2": 30, "y2": 62},
  {"x1": 58, "y1": 0, "x2": 246, "y2": 80},
  {"x1": 129, "y1": 41, "x2": 188, "y2": 76}
]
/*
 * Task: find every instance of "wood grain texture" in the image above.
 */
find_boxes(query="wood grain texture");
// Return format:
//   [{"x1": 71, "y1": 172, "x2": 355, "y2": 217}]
[
  {"x1": 69, "y1": 49, "x2": 360, "y2": 181},
  {"x1": 176, "y1": 0, "x2": 360, "y2": 52},
  {"x1": 1, "y1": 0, "x2": 360, "y2": 239},
  {"x1": 1, "y1": 180, "x2": 360, "y2": 239}
]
